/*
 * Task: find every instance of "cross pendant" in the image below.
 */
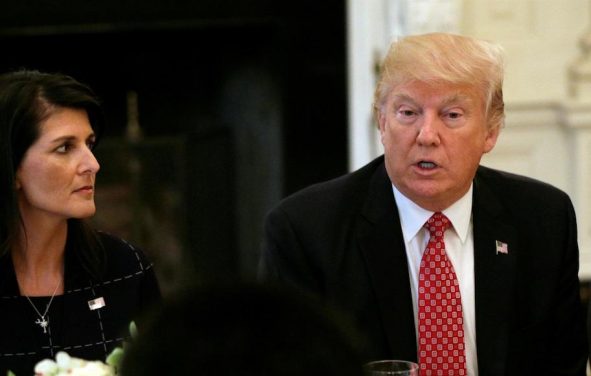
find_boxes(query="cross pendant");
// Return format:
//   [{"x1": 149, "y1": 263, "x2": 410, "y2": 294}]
[{"x1": 35, "y1": 317, "x2": 49, "y2": 333}]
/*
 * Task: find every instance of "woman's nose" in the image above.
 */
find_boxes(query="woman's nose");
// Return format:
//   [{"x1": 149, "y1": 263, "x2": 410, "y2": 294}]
[{"x1": 79, "y1": 147, "x2": 100, "y2": 174}]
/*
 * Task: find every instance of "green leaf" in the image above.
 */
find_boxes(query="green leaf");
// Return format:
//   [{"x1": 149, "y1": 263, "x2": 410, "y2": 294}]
[
  {"x1": 129, "y1": 321, "x2": 138, "y2": 339},
  {"x1": 7, "y1": 371, "x2": 16, "y2": 376},
  {"x1": 106, "y1": 347, "x2": 125, "y2": 369}
]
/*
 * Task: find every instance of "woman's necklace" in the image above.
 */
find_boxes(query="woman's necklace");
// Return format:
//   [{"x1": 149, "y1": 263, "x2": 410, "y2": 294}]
[{"x1": 23, "y1": 280, "x2": 62, "y2": 334}]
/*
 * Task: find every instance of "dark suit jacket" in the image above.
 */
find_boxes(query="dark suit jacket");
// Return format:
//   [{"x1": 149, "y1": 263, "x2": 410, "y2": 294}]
[{"x1": 260, "y1": 156, "x2": 588, "y2": 375}]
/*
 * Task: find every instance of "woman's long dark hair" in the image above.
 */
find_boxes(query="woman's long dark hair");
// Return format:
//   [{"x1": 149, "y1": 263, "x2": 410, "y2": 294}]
[{"x1": 0, "y1": 69, "x2": 106, "y2": 281}]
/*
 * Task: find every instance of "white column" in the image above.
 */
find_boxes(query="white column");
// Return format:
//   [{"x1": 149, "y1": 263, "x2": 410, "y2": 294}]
[
  {"x1": 559, "y1": 103, "x2": 591, "y2": 279},
  {"x1": 346, "y1": 0, "x2": 386, "y2": 171}
]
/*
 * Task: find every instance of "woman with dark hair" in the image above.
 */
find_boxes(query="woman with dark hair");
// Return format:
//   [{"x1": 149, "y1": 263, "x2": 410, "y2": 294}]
[{"x1": 0, "y1": 70, "x2": 161, "y2": 375}]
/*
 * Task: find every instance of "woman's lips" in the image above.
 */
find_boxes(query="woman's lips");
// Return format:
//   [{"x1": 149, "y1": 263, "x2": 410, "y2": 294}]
[{"x1": 73, "y1": 186, "x2": 94, "y2": 194}]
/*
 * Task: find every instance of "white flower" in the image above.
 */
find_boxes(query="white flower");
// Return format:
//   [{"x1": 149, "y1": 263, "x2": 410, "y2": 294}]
[
  {"x1": 55, "y1": 352, "x2": 73, "y2": 369},
  {"x1": 31, "y1": 321, "x2": 134, "y2": 375},
  {"x1": 69, "y1": 361, "x2": 114, "y2": 376},
  {"x1": 33, "y1": 359, "x2": 58, "y2": 375},
  {"x1": 33, "y1": 351, "x2": 115, "y2": 376}
]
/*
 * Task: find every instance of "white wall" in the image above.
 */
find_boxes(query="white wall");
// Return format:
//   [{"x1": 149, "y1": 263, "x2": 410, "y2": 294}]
[{"x1": 463, "y1": 0, "x2": 589, "y2": 104}]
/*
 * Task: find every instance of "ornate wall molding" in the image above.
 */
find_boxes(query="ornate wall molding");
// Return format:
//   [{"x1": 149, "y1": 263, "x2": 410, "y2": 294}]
[{"x1": 483, "y1": 102, "x2": 591, "y2": 279}]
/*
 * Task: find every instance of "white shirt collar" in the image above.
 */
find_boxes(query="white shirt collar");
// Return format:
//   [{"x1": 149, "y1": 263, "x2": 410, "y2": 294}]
[{"x1": 392, "y1": 184, "x2": 473, "y2": 244}]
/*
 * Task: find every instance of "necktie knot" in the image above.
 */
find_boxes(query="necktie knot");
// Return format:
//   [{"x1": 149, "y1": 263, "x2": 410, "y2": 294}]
[{"x1": 424, "y1": 212, "x2": 451, "y2": 239}]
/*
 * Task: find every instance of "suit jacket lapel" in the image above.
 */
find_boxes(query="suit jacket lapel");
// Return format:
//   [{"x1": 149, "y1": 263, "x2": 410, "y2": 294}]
[
  {"x1": 472, "y1": 171, "x2": 518, "y2": 376},
  {"x1": 357, "y1": 163, "x2": 418, "y2": 362}
]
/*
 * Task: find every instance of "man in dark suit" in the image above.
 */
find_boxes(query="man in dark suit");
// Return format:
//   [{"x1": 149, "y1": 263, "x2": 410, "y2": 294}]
[{"x1": 259, "y1": 33, "x2": 588, "y2": 375}]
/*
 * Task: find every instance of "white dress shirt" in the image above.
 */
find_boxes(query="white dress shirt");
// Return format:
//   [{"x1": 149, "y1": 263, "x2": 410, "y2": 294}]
[{"x1": 393, "y1": 185, "x2": 478, "y2": 376}]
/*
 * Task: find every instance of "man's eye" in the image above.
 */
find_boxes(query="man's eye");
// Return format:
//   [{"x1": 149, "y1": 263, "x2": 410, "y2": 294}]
[
  {"x1": 397, "y1": 109, "x2": 416, "y2": 117},
  {"x1": 447, "y1": 112, "x2": 462, "y2": 119}
]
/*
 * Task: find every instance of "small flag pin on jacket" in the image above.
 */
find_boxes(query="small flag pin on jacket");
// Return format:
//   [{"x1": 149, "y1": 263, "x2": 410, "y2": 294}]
[
  {"x1": 496, "y1": 240, "x2": 508, "y2": 255},
  {"x1": 88, "y1": 297, "x2": 106, "y2": 310}
]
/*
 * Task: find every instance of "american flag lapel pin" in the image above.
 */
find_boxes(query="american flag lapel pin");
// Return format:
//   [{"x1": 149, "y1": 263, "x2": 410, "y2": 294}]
[
  {"x1": 495, "y1": 240, "x2": 508, "y2": 255},
  {"x1": 88, "y1": 297, "x2": 106, "y2": 311}
]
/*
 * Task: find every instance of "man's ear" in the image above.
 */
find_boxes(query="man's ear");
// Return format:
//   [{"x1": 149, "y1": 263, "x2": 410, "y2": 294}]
[
  {"x1": 378, "y1": 111, "x2": 386, "y2": 139},
  {"x1": 483, "y1": 126, "x2": 500, "y2": 153}
]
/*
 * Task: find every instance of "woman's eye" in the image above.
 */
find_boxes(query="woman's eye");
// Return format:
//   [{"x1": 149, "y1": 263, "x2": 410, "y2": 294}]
[
  {"x1": 56, "y1": 144, "x2": 71, "y2": 153},
  {"x1": 87, "y1": 139, "x2": 96, "y2": 150}
]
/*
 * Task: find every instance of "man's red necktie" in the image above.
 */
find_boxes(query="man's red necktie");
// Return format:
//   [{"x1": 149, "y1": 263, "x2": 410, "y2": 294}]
[{"x1": 418, "y1": 212, "x2": 467, "y2": 375}]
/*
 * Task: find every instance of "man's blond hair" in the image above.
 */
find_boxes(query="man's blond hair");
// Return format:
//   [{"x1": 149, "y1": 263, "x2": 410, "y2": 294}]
[{"x1": 373, "y1": 33, "x2": 505, "y2": 131}]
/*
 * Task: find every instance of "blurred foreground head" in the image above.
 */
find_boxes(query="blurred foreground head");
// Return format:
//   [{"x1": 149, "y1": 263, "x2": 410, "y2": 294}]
[{"x1": 121, "y1": 283, "x2": 364, "y2": 375}]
